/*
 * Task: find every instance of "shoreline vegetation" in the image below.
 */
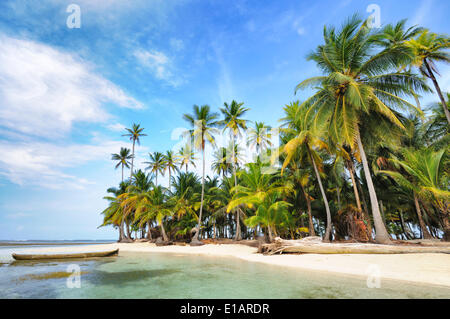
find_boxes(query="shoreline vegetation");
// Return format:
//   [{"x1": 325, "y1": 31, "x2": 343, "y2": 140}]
[{"x1": 101, "y1": 15, "x2": 449, "y2": 249}]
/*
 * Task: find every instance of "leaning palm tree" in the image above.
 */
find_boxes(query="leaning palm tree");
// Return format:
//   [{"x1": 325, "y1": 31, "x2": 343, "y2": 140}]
[
  {"x1": 123, "y1": 124, "x2": 147, "y2": 178},
  {"x1": 219, "y1": 100, "x2": 249, "y2": 240},
  {"x1": 183, "y1": 104, "x2": 219, "y2": 243},
  {"x1": 379, "y1": 148, "x2": 449, "y2": 241},
  {"x1": 408, "y1": 31, "x2": 450, "y2": 124},
  {"x1": 177, "y1": 144, "x2": 197, "y2": 173},
  {"x1": 280, "y1": 101, "x2": 333, "y2": 241},
  {"x1": 144, "y1": 152, "x2": 166, "y2": 186},
  {"x1": 295, "y1": 16, "x2": 428, "y2": 243},
  {"x1": 111, "y1": 147, "x2": 132, "y2": 182}
]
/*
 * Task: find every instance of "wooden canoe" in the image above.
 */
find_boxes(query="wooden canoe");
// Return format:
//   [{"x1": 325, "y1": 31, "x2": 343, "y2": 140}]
[{"x1": 12, "y1": 249, "x2": 119, "y2": 260}]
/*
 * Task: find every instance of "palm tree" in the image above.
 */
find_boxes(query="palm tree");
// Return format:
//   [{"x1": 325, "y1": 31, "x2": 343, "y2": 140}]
[
  {"x1": 245, "y1": 194, "x2": 292, "y2": 242},
  {"x1": 134, "y1": 186, "x2": 172, "y2": 242},
  {"x1": 100, "y1": 181, "x2": 130, "y2": 241},
  {"x1": 227, "y1": 162, "x2": 293, "y2": 241},
  {"x1": 177, "y1": 144, "x2": 197, "y2": 173},
  {"x1": 219, "y1": 100, "x2": 250, "y2": 240},
  {"x1": 280, "y1": 101, "x2": 333, "y2": 241},
  {"x1": 123, "y1": 124, "x2": 147, "y2": 178},
  {"x1": 183, "y1": 104, "x2": 219, "y2": 242},
  {"x1": 144, "y1": 152, "x2": 166, "y2": 186},
  {"x1": 408, "y1": 31, "x2": 450, "y2": 124},
  {"x1": 295, "y1": 16, "x2": 428, "y2": 244},
  {"x1": 111, "y1": 147, "x2": 132, "y2": 182},
  {"x1": 247, "y1": 122, "x2": 272, "y2": 157},
  {"x1": 212, "y1": 147, "x2": 231, "y2": 177},
  {"x1": 163, "y1": 150, "x2": 179, "y2": 191},
  {"x1": 379, "y1": 148, "x2": 449, "y2": 240}
]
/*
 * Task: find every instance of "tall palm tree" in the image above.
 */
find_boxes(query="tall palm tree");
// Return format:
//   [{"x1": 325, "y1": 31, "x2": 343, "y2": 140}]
[
  {"x1": 219, "y1": 100, "x2": 249, "y2": 240},
  {"x1": 163, "y1": 150, "x2": 179, "y2": 191},
  {"x1": 247, "y1": 122, "x2": 272, "y2": 156},
  {"x1": 123, "y1": 124, "x2": 147, "y2": 178},
  {"x1": 177, "y1": 144, "x2": 197, "y2": 173},
  {"x1": 280, "y1": 101, "x2": 333, "y2": 241},
  {"x1": 144, "y1": 152, "x2": 166, "y2": 186},
  {"x1": 408, "y1": 31, "x2": 450, "y2": 124},
  {"x1": 295, "y1": 16, "x2": 428, "y2": 244},
  {"x1": 111, "y1": 147, "x2": 132, "y2": 182},
  {"x1": 183, "y1": 104, "x2": 219, "y2": 242}
]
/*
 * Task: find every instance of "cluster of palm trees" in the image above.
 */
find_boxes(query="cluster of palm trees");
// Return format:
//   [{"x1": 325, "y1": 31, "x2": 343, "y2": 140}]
[{"x1": 101, "y1": 15, "x2": 449, "y2": 244}]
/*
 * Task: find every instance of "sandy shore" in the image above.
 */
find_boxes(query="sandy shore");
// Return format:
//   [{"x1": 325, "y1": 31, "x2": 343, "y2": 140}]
[{"x1": 11, "y1": 242, "x2": 450, "y2": 287}]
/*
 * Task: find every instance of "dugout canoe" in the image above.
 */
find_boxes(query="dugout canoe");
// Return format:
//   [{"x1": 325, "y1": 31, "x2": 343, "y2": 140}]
[{"x1": 12, "y1": 248, "x2": 119, "y2": 260}]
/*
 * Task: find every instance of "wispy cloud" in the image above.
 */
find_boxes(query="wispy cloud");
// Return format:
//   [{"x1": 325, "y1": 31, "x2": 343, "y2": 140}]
[
  {"x1": 0, "y1": 139, "x2": 147, "y2": 189},
  {"x1": 134, "y1": 48, "x2": 184, "y2": 87},
  {"x1": 0, "y1": 34, "x2": 143, "y2": 139}
]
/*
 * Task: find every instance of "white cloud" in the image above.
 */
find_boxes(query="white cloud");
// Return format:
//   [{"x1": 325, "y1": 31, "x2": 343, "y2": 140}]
[
  {"x1": 0, "y1": 34, "x2": 143, "y2": 139},
  {"x1": 106, "y1": 123, "x2": 126, "y2": 132},
  {"x1": 134, "y1": 48, "x2": 183, "y2": 86},
  {"x1": 0, "y1": 139, "x2": 147, "y2": 189}
]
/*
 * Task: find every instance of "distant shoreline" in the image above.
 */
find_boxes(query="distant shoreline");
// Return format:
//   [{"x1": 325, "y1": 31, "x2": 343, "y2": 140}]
[{"x1": 0, "y1": 240, "x2": 115, "y2": 247}]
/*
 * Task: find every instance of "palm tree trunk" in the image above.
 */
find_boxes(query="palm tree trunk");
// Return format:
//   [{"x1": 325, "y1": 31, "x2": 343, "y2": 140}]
[
  {"x1": 232, "y1": 136, "x2": 242, "y2": 241},
  {"x1": 130, "y1": 139, "x2": 136, "y2": 178},
  {"x1": 121, "y1": 164, "x2": 124, "y2": 183},
  {"x1": 267, "y1": 224, "x2": 274, "y2": 242},
  {"x1": 300, "y1": 184, "x2": 315, "y2": 236},
  {"x1": 118, "y1": 218, "x2": 125, "y2": 242},
  {"x1": 356, "y1": 130, "x2": 391, "y2": 244},
  {"x1": 193, "y1": 147, "x2": 205, "y2": 241},
  {"x1": 307, "y1": 146, "x2": 332, "y2": 242},
  {"x1": 147, "y1": 221, "x2": 152, "y2": 240},
  {"x1": 347, "y1": 161, "x2": 362, "y2": 212},
  {"x1": 414, "y1": 193, "x2": 432, "y2": 239},
  {"x1": 424, "y1": 59, "x2": 450, "y2": 125},
  {"x1": 160, "y1": 219, "x2": 169, "y2": 242}
]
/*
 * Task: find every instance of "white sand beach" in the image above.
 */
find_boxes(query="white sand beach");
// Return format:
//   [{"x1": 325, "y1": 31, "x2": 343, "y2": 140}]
[{"x1": 12, "y1": 242, "x2": 450, "y2": 288}]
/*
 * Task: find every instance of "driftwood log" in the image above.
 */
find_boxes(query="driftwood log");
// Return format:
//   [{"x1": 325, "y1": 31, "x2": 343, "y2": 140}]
[
  {"x1": 259, "y1": 237, "x2": 450, "y2": 255},
  {"x1": 12, "y1": 249, "x2": 119, "y2": 260}
]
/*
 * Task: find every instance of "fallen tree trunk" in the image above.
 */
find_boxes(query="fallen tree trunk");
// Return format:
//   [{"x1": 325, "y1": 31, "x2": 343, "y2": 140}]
[{"x1": 260, "y1": 237, "x2": 450, "y2": 255}]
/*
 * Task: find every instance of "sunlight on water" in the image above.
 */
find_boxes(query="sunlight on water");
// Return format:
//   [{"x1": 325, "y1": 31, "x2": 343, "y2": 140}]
[{"x1": 1, "y1": 252, "x2": 449, "y2": 299}]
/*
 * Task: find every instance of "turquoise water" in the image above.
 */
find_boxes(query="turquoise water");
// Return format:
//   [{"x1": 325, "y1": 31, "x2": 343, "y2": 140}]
[{"x1": 1, "y1": 251, "x2": 449, "y2": 299}]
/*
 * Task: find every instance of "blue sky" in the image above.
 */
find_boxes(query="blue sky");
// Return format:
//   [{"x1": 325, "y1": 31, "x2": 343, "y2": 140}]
[{"x1": 0, "y1": 0, "x2": 449, "y2": 240}]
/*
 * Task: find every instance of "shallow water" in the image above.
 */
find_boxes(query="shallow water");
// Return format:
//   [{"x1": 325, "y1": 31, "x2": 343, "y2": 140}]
[{"x1": 0, "y1": 251, "x2": 449, "y2": 299}]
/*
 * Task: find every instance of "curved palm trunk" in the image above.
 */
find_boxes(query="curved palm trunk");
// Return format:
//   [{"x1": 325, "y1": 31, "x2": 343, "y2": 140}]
[
  {"x1": 413, "y1": 193, "x2": 432, "y2": 239},
  {"x1": 193, "y1": 147, "x2": 205, "y2": 241},
  {"x1": 356, "y1": 130, "x2": 391, "y2": 244},
  {"x1": 424, "y1": 59, "x2": 450, "y2": 125},
  {"x1": 160, "y1": 219, "x2": 169, "y2": 242},
  {"x1": 307, "y1": 146, "x2": 332, "y2": 242},
  {"x1": 300, "y1": 184, "x2": 315, "y2": 236}
]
